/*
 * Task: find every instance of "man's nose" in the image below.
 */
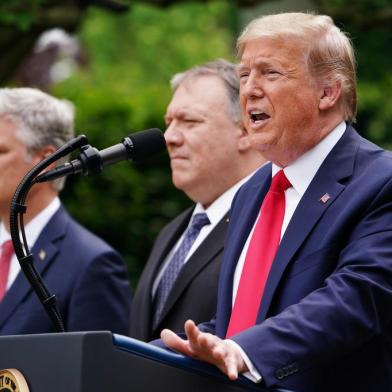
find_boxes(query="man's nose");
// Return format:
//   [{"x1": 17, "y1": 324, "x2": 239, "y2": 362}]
[
  {"x1": 165, "y1": 121, "x2": 184, "y2": 145},
  {"x1": 241, "y1": 73, "x2": 264, "y2": 99}
]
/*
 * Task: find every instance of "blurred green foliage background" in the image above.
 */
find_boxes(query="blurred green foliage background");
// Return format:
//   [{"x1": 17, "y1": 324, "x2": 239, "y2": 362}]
[
  {"x1": 1, "y1": 0, "x2": 391, "y2": 288},
  {"x1": 56, "y1": 1, "x2": 236, "y2": 286}
]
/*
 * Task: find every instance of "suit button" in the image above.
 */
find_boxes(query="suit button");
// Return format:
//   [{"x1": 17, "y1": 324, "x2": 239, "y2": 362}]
[
  {"x1": 275, "y1": 369, "x2": 284, "y2": 380},
  {"x1": 288, "y1": 364, "x2": 295, "y2": 374}
]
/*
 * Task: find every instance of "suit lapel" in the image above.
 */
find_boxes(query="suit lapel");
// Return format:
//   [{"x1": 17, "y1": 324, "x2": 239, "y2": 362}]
[
  {"x1": 257, "y1": 126, "x2": 359, "y2": 321},
  {"x1": 0, "y1": 207, "x2": 67, "y2": 329},
  {"x1": 154, "y1": 212, "x2": 230, "y2": 331},
  {"x1": 216, "y1": 164, "x2": 272, "y2": 336},
  {"x1": 135, "y1": 208, "x2": 193, "y2": 337}
]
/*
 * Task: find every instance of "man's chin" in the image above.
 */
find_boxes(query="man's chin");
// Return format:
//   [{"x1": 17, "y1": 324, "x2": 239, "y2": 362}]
[
  {"x1": 249, "y1": 136, "x2": 275, "y2": 154},
  {"x1": 172, "y1": 176, "x2": 191, "y2": 192}
]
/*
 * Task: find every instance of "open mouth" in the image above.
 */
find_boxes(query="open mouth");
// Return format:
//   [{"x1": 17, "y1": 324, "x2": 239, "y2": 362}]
[{"x1": 249, "y1": 110, "x2": 270, "y2": 123}]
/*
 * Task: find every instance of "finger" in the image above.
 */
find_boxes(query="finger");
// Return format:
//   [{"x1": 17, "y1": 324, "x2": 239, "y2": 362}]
[
  {"x1": 198, "y1": 333, "x2": 219, "y2": 355},
  {"x1": 211, "y1": 342, "x2": 225, "y2": 361},
  {"x1": 184, "y1": 320, "x2": 199, "y2": 341},
  {"x1": 184, "y1": 320, "x2": 203, "y2": 350},
  {"x1": 160, "y1": 329, "x2": 192, "y2": 356},
  {"x1": 226, "y1": 349, "x2": 238, "y2": 379},
  {"x1": 223, "y1": 342, "x2": 245, "y2": 380},
  {"x1": 214, "y1": 342, "x2": 241, "y2": 380},
  {"x1": 199, "y1": 335, "x2": 229, "y2": 368},
  {"x1": 226, "y1": 359, "x2": 239, "y2": 381}
]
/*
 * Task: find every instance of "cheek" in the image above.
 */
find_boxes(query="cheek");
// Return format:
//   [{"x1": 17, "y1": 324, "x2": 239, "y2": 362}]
[
  {"x1": 240, "y1": 99, "x2": 248, "y2": 120},
  {"x1": 278, "y1": 91, "x2": 317, "y2": 123},
  {"x1": 240, "y1": 94, "x2": 246, "y2": 109},
  {"x1": 191, "y1": 145, "x2": 217, "y2": 175}
]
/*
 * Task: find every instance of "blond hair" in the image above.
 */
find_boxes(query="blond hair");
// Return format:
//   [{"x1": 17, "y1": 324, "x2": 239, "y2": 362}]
[{"x1": 237, "y1": 13, "x2": 357, "y2": 122}]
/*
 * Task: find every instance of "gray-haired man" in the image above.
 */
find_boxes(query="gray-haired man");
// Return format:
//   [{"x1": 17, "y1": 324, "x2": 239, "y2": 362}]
[
  {"x1": 0, "y1": 87, "x2": 131, "y2": 335},
  {"x1": 130, "y1": 59, "x2": 266, "y2": 341}
]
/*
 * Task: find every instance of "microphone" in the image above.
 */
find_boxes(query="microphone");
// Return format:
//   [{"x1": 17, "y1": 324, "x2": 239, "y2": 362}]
[{"x1": 36, "y1": 128, "x2": 166, "y2": 183}]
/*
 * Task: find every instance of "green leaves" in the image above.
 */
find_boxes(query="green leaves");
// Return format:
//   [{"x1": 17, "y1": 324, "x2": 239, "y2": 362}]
[
  {"x1": 0, "y1": 0, "x2": 47, "y2": 30},
  {"x1": 56, "y1": 1, "x2": 234, "y2": 285}
]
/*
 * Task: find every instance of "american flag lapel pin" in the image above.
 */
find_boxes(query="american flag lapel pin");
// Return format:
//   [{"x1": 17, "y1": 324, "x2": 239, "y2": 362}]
[
  {"x1": 319, "y1": 193, "x2": 331, "y2": 204},
  {"x1": 38, "y1": 249, "x2": 46, "y2": 261}
]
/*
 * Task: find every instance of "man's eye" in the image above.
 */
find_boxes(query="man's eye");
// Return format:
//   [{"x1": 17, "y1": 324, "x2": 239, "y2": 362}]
[
  {"x1": 263, "y1": 70, "x2": 282, "y2": 81},
  {"x1": 266, "y1": 69, "x2": 281, "y2": 77}
]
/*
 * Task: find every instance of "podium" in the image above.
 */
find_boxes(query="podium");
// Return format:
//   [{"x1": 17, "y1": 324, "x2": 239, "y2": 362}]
[{"x1": 0, "y1": 331, "x2": 266, "y2": 391}]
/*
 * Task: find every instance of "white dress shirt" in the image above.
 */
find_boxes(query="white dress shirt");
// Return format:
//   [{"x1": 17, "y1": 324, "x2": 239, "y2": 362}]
[
  {"x1": 229, "y1": 121, "x2": 346, "y2": 382},
  {"x1": 0, "y1": 197, "x2": 61, "y2": 290},
  {"x1": 152, "y1": 170, "x2": 259, "y2": 296}
]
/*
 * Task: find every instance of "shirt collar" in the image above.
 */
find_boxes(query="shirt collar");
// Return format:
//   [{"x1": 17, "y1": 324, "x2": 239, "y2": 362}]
[
  {"x1": 272, "y1": 121, "x2": 346, "y2": 197},
  {"x1": 193, "y1": 167, "x2": 263, "y2": 226},
  {"x1": 0, "y1": 197, "x2": 61, "y2": 247}
]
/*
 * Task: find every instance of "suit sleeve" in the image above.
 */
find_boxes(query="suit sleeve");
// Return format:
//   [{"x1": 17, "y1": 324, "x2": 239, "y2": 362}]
[
  {"x1": 232, "y1": 178, "x2": 392, "y2": 388},
  {"x1": 197, "y1": 318, "x2": 217, "y2": 334},
  {"x1": 66, "y1": 250, "x2": 132, "y2": 335}
]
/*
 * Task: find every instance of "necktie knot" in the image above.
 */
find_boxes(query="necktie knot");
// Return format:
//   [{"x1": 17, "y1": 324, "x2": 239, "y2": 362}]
[
  {"x1": 270, "y1": 170, "x2": 291, "y2": 193},
  {"x1": 189, "y1": 212, "x2": 210, "y2": 232}
]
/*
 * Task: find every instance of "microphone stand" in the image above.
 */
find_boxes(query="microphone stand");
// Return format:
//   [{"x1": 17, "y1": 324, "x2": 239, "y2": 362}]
[{"x1": 9, "y1": 135, "x2": 88, "y2": 333}]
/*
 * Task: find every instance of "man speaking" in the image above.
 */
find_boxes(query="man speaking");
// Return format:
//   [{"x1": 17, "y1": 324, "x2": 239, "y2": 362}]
[{"x1": 160, "y1": 12, "x2": 392, "y2": 392}]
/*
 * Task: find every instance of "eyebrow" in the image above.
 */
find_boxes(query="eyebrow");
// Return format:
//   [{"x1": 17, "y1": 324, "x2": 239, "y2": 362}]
[
  {"x1": 164, "y1": 108, "x2": 209, "y2": 124},
  {"x1": 239, "y1": 58, "x2": 280, "y2": 69},
  {"x1": 237, "y1": 63, "x2": 248, "y2": 71}
]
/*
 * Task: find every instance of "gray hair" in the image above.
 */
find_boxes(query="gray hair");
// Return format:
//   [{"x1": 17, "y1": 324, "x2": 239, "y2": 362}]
[
  {"x1": 237, "y1": 13, "x2": 357, "y2": 122},
  {"x1": 0, "y1": 87, "x2": 75, "y2": 191},
  {"x1": 170, "y1": 59, "x2": 241, "y2": 124}
]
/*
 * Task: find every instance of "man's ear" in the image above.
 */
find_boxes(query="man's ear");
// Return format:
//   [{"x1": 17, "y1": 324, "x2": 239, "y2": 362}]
[
  {"x1": 319, "y1": 80, "x2": 342, "y2": 111},
  {"x1": 32, "y1": 145, "x2": 57, "y2": 166},
  {"x1": 237, "y1": 124, "x2": 252, "y2": 152}
]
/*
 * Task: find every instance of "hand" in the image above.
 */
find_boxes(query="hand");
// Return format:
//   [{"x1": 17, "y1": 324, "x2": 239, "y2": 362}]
[{"x1": 161, "y1": 319, "x2": 248, "y2": 380}]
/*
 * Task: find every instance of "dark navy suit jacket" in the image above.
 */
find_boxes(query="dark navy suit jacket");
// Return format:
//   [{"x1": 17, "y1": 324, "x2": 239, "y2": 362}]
[
  {"x1": 199, "y1": 125, "x2": 392, "y2": 392},
  {"x1": 0, "y1": 205, "x2": 132, "y2": 335}
]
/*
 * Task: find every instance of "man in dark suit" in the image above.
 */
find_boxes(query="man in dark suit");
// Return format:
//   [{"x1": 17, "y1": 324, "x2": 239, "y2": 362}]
[
  {"x1": 160, "y1": 13, "x2": 392, "y2": 392},
  {"x1": 130, "y1": 60, "x2": 265, "y2": 341},
  {"x1": 0, "y1": 87, "x2": 132, "y2": 335}
]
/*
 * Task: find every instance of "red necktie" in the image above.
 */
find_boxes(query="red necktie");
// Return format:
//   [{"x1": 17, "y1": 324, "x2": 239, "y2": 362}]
[
  {"x1": 226, "y1": 170, "x2": 291, "y2": 338},
  {"x1": 0, "y1": 240, "x2": 14, "y2": 301}
]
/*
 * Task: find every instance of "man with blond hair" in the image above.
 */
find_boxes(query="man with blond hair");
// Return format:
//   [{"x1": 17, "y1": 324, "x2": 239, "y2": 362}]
[{"x1": 161, "y1": 13, "x2": 392, "y2": 392}]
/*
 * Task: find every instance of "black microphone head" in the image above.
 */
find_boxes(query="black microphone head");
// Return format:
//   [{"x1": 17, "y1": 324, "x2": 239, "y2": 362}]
[{"x1": 127, "y1": 128, "x2": 166, "y2": 162}]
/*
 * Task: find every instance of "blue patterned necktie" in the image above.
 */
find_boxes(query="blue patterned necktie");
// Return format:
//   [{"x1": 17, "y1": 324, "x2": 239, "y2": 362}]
[{"x1": 153, "y1": 212, "x2": 210, "y2": 327}]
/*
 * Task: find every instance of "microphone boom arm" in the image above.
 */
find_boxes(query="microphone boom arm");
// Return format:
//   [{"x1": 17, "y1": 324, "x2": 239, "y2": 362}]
[
  {"x1": 35, "y1": 128, "x2": 165, "y2": 183},
  {"x1": 9, "y1": 128, "x2": 165, "y2": 333},
  {"x1": 9, "y1": 134, "x2": 89, "y2": 333}
]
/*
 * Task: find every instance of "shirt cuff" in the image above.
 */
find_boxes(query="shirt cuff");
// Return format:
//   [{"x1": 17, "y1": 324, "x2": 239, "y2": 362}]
[{"x1": 225, "y1": 339, "x2": 262, "y2": 383}]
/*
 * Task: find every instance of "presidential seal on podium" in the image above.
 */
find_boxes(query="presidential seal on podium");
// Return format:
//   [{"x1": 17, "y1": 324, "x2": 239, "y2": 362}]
[{"x1": 0, "y1": 369, "x2": 30, "y2": 392}]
